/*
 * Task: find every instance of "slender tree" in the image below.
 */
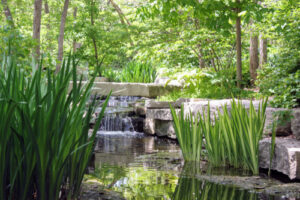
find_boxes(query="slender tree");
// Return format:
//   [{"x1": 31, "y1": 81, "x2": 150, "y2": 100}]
[
  {"x1": 33, "y1": 0, "x2": 43, "y2": 63},
  {"x1": 249, "y1": 0, "x2": 259, "y2": 85},
  {"x1": 108, "y1": 0, "x2": 134, "y2": 46},
  {"x1": 259, "y1": 34, "x2": 267, "y2": 68},
  {"x1": 235, "y1": 0, "x2": 242, "y2": 88},
  {"x1": 72, "y1": 7, "x2": 78, "y2": 53},
  {"x1": 1, "y1": 0, "x2": 14, "y2": 27},
  {"x1": 56, "y1": 0, "x2": 70, "y2": 72},
  {"x1": 249, "y1": 34, "x2": 259, "y2": 85},
  {"x1": 90, "y1": 0, "x2": 100, "y2": 74}
]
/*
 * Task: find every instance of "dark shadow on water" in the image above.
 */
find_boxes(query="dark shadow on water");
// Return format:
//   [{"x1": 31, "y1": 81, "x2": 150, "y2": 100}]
[{"x1": 173, "y1": 162, "x2": 260, "y2": 200}]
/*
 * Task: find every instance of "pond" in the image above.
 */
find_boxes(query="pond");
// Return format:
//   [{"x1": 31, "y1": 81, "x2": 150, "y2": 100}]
[{"x1": 88, "y1": 131, "x2": 280, "y2": 200}]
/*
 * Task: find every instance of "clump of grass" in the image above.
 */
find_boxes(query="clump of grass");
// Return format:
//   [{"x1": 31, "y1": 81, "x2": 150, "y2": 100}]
[
  {"x1": 170, "y1": 99, "x2": 268, "y2": 175},
  {"x1": 170, "y1": 105, "x2": 203, "y2": 162},
  {"x1": 0, "y1": 53, "x2": 110, "y2": 199},
  {"x1": 120, "y1": 61, "x2": 157, "y2": 83}
]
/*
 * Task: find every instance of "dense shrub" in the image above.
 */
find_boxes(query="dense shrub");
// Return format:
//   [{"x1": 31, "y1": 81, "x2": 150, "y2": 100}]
[{"x1": 257, "y1": 48, "x2": 300, "y2": 108}]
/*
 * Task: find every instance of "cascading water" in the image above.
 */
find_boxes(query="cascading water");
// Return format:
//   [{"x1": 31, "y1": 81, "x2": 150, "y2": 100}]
[{"x1": 95, "y1": 96, "x2": 143, "y2": 132}]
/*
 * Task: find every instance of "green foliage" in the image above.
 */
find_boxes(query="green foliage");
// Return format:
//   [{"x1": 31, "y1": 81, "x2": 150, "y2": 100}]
[
  {"x1": 100, "y1": 67, "x2": 120, "y2": 82},
  {"x1": 0, "y1": 53, "x2": 110, "y2": 199},
  {"x1": 119, "y1": 61, "x2": 157, "y2": 83},
  {"x1": 170, "y1": 105, "x2": 203, "y2": 162},
  {"x1": 89, "y1": 164, "x2": 177, "y2": 199},
  {"x1": 170, "y1": 99, "x2": 267, "y2": 175},
  {"x1": 256, "y1": 0, "x2": 300, "y2": 108},
  {"x1": 257, "y1": 51, "x2": 300, "y2": 108},
  {"x1": 99, "y1": 61, "x2": 157, "y2": 83},
  {"x1": 158, "y1": 67, "x2": 255, "y2": 101}
]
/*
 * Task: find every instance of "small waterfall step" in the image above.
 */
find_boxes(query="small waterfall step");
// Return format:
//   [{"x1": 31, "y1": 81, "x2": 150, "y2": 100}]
[{"x1": 92, "y1": 96, "x2": 145, "y2": 133}]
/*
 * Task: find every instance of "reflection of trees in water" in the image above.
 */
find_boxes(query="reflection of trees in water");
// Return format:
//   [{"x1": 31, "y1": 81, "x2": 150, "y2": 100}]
[
  {"x1": 173, "y1": 162, "x2": 259, "y2": 200},
  {"x1": 91, "y1": 164, "x2": 127, "y2": 187},
  {"x1": 91, "y1": 164, "x2": 177, "y2": 199}
]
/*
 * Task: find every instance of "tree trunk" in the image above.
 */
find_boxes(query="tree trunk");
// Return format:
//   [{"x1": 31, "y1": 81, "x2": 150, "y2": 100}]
[
  {"x1": 1, "y1": 0, "x2": 14, "y2": 27},
  {"x1": 108, "y1": 0, "x2": 131, "y2": 26},
  {"x1": 108, "y1": 0, "x2": 133, "y2": 46},
  {"x1": 44, "y1": 1, "x2": 52, "y2": 52},
  {"x1": 56, "y1": 0, "x2": 70, "y2": 72},
  {"x1": 259, "y1": 34, "x2": 267, "y2": 68},
  {"x1": 90, "y1": 0, "x2": 100, "y2": 75},
  {"x1": 33, "y1": 0, "x2": 43, "y2": 63},
  {"x1": 194, "y1": 19, "x2": 205, "y2": 68},
  {"x1": 250, "y1": 34, "x2": 259, "y2": 85},
  {"x1": 72, "y1": 7, "x2": 78, "y2": 53},
  {"x1": 235, "y1": 0, "x2": 242, "y2": 88}
]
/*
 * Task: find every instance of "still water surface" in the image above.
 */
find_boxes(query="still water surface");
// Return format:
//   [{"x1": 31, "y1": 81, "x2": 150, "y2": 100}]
[{"x1": 91, "y1": 131, "x2": 275, "y2": 200}]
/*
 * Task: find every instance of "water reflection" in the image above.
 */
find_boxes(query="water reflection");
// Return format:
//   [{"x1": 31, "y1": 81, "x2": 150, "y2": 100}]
[
  {"x1": 91, "y1": 132, "x2": 275, "y2": 200},
  {"x1": 173, "y1": 162, "x2": 259, "y2": 200}
]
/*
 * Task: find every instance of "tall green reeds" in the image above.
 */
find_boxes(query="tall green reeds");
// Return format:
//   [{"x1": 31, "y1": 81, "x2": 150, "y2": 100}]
[
  {"x1": 170, "y1": 106, "x2": 203, "y2": 162},
  {"x1": 120, "y1": 61, "x2": 157, "y2": 83},
  {"x1": 0, "y1": 54, "x2": 110, "y2": 199},
  {"x1": 170, "y1": 99, "x2": 268, "y2": 175}
]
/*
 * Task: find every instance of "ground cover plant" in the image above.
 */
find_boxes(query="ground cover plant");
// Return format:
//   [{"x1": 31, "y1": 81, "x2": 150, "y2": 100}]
[
  {"x1": 101, "y1": 61, "x2": 157, "y2": 83},
  {"x1": 170, "y1": 99, "x2": 268, "y2": 175},
  {"x1": 0, "y1": 53, "x2": 110, "y2": 199}
]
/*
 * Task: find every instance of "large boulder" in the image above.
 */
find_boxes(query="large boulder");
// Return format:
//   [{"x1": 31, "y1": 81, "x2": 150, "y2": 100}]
[
  {"x1": 155, "y1": 120, "x2": 176, "y2": 139},
  {"x1": 144, "y1": 118, "x2": 155, "y2": 135},
  {"x1": 291, "y1": 109, "x2": 300, "y2": 140},
  {"x1": 259, "y1": 138, "x2": 300, "y2": 180}
]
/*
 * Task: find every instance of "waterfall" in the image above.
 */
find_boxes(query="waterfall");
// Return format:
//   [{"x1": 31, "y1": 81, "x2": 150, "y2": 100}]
[{"x1": 95, "y1": 96, "x2": 143, "y2": 132}]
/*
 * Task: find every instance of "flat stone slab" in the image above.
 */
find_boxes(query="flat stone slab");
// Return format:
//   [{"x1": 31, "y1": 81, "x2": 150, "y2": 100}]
[
  {"x1": 259, "y1": 138, "x2": 300, "y2": 180},
  {"x1": 146, "y1": 108, "x2": 180, "y2": 121},
  {"x1": 145, "y1": 98, "x2": 206, "y2": 109},
  {"x1": 183, "y1": 99, "x2": 262, "y2": 116},
  {"x1": 91, "y1": 82, "x2": 181, "y2": 98}
]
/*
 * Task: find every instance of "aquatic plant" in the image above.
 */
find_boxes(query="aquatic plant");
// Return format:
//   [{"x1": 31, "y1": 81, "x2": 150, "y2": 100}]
[
  {"x1": 170, "y1": 105, "x2": 203, "y2": 162},
  {"x1": 170, "y1": 99, "x2": 268, "y2": 174},
  {"x1": 0, "y1": 54, "x2": 110, "y2": 199}
]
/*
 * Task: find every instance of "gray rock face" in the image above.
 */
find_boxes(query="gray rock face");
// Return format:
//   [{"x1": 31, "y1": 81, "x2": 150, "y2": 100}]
[
  {"x1": 155, "y1": 120, "x2": 176, "y2": 139},
  {"x1": 145, "y1": 98, "x2": 189, "y2": 109},
  {"x1": 291, "y1": 109, "x2": 300, "y2": 140},
  {"x1": 264, "y1": 107, "x2": 291, "y2": 136},
  {"x1": 144, "y1": 98, "x2": 295, "y2": 140},
  {"x1": 74, "y1": 82, "x2": 181, "y2": 97},
  {"x1": 134, "y1": 102, "x2": 146, "y2": 116},
  {"x1": 259, "y1": 138, "x2": 300, "y2": 180},
  {"x1": 144, "y1": 118, "x2": 155, "y2": 135},
  {"x1": 146, "y1": 108, "x2": 180, "y2": 121}
]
